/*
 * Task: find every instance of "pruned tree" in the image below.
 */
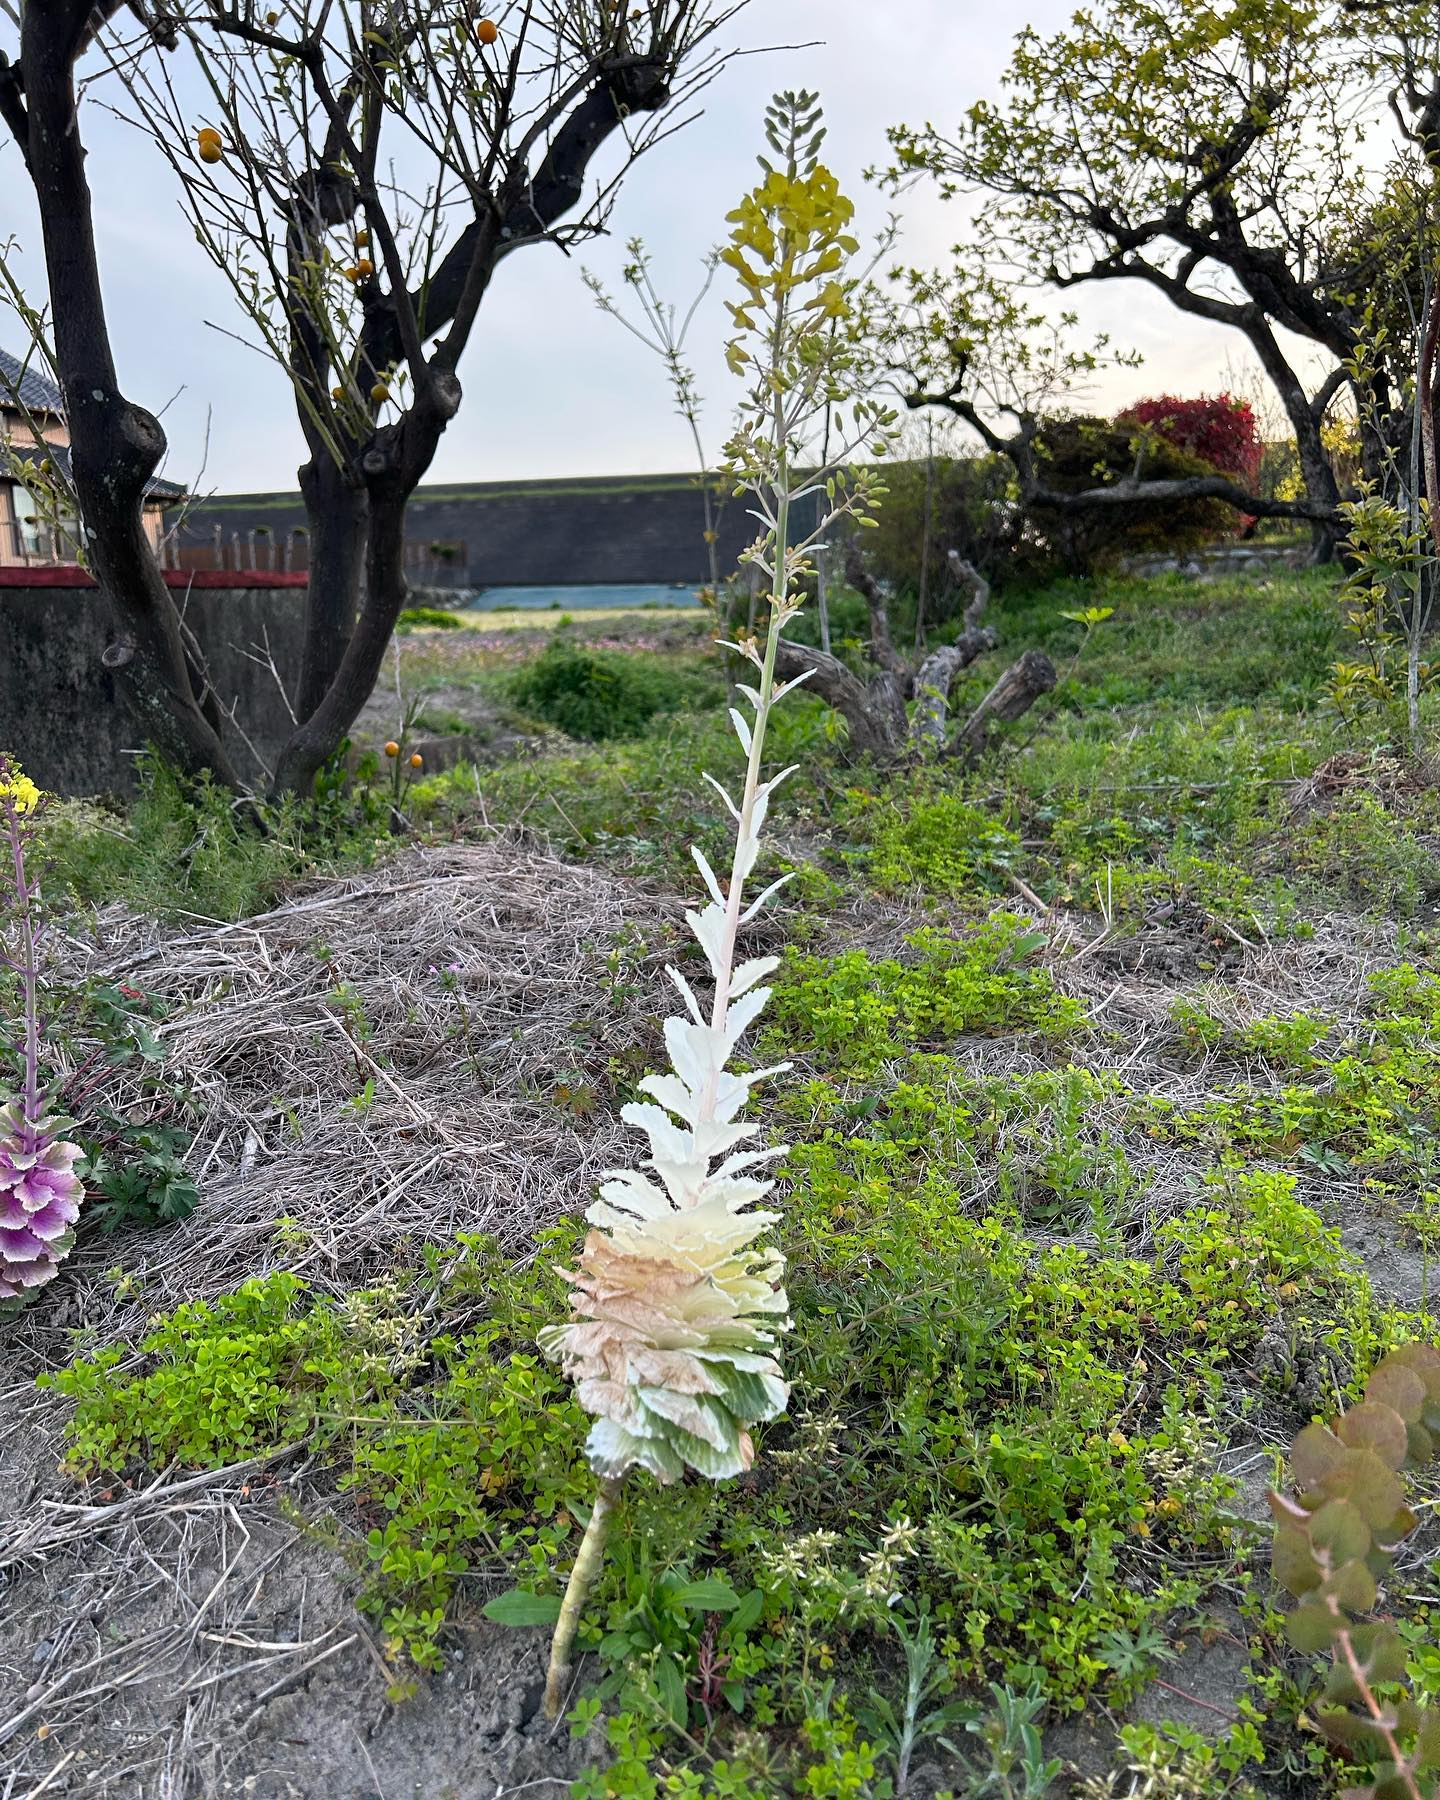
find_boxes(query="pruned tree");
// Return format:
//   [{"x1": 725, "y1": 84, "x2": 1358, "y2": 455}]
[
  {"x1": 771, "y1": 541, "x2": 1055, "y2": 763},
  {"x1": 0, "y1": 0, "x2": 739, "y2": 796},
  {"x1": 887, "y1": 0, "x2": 1427, "y2": 562}
]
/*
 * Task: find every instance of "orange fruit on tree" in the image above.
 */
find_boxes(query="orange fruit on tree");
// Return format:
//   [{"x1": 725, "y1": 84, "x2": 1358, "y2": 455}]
[
  {"x1": 384, "y1": 741, "x2": 400, "y2": 758},
  {"x1": 354, "y1": 257, "x2": 374, "y2": 278},
  {"x1": 409, "y1": 753, "x2": 424, "y2": 769},
  {"x1": 476, "y1": 18, "x2": 498, "y2": 44},
  {"x1": 331, "y1": 384, "x2": 345, "y2": 400},
  {"x1": 199, "y1": 140, "x2": 224, "y2": 164},
  {"x1": 356, "y1": 229, "x2": 371, "y2": 249},
  {"x1": 370, "y1": 382, "x2": 390, "y2": 404}
]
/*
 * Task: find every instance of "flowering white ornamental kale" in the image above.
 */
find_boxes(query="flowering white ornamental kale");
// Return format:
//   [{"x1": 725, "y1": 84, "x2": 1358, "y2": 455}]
[{"x1": 537, "y1": 680, "x2": 799, "y2": 1484}]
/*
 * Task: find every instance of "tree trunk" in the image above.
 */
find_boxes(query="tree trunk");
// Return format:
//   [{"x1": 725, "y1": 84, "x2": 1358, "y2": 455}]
[
  {"x1": 296, "y1": 457, "x2": 368, "y2": 722},
  {"x1": 270, "y1": 479, "x2": 412, "y2": 796},
  {"x1": 1245, "y1": 315, "x2": 1343, "y2": 564},
  {"x1": 844, "y1": 543, "x2": 907, "y2": 676},
  {"x1": 953, "y1": 650, "x2": 1057, "y2": 761},
  {"x1": 20, "y1": 15, "x2": 243, "y2": 788},
  {"x1": 910, "y1": 558, "x2": 996, "y2": 749}
]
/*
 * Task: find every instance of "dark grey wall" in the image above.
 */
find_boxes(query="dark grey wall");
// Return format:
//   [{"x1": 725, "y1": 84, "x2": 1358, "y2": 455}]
[
  {"x1": 175, "y1": 475, "x2": 826, "y2": 589},
  {"x1": 0, "y1": 577, "x2": 306, "y2": 796}
]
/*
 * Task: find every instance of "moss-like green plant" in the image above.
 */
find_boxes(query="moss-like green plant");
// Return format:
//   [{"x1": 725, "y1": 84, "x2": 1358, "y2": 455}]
[
  {"x1": 534, "y1": 89, "x2": 896, "y2": 1718},
  {"x1": 1269, "y1": 1343, "x2": 1440, "y2": 1798}
]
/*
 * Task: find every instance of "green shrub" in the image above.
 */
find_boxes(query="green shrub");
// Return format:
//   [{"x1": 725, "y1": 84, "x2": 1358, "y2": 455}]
[
  {"x1": 1024, "y1": 415, "x2": 1237, "y2": 573},
  {"x1": 1283, "y1": 789, "x2": 1440, "y2": 918},
  {"x1": 765, "y1": 917, "x2": 1084, "y2": 1078},
  {"x1": 510, "y1": 644, "x2": 690, "y2": 741},
  {"x1": 43, "y1": 1241, "x2": 590, "y2": 1674},
  {"x1": 37, "y1": 756, "x2": 384, "y2": 922},
  {"x1": 397, "y1": 605, "x2": 466, "y2": 631}
]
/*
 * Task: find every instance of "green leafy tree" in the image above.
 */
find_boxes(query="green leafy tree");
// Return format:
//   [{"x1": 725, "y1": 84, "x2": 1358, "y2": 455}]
[{"x1": 888, "y1": 0, "x2": 1428, "y2": 561}]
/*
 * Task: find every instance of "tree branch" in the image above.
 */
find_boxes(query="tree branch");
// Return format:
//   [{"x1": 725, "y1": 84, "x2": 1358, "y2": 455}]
[{"x1": 773, "y1": 640, "x2": 907, "y2": 758}]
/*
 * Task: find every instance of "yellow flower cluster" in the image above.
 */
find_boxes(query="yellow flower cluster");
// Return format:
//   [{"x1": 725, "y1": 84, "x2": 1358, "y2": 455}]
[{"x1": 0, "y1": 767, "x2": 40, "y2": 817}]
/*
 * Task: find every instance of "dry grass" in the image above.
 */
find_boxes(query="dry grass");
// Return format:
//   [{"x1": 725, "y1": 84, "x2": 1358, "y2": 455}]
[{"x1": 8, "y1": 836, "x2": 679, "y2": 1372}]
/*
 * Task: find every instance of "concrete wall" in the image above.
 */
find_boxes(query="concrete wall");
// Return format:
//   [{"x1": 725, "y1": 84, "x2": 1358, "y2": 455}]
[
  {"x1": 0, "y1": 568, "x2": 307, "y2": 796},
  {"x1": 173, "y1": 474, "x2": 827, "y2": 589}
]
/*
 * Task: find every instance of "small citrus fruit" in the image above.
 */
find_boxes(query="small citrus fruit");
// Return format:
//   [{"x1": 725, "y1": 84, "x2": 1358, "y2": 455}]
[
  {"x1": 384, "y1": 741, "x2": 400, "y2": 758},
  {"x1": 356, "y1": 229, "x2": 371, "y2": 248},
  {"x1": 409, "y1": 753, "x2": 424, "y2": 769},
  {"x1": 344, "y1": 264, "x2": 361, "y2": 282},
  {"x1": 266, "y1": 8, "x2": 280, "y2": 20},
  {"x1": 199, "y1": 141, "x2": 223, "y2": 164},
  {"x1": 354, "y1": 257, "x2": 374, "y2": 278},
  {"x1": 197, "y1": 125, "x2": 221, "y2": 145},
  {"x1": 370, "y1": 382, "x2": 390, "y2": 403},
  {"x1": 332, "y1": 384, "x2": 345, "y2": 401},
  {"x1": 476, "y1": 18, "x2": 498, "y2": 43}
]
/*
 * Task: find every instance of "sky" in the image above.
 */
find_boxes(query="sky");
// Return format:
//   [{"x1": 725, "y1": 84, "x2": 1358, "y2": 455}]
[{"x1": 0, "y1": 1, "x2": 1303, "y2": 497}]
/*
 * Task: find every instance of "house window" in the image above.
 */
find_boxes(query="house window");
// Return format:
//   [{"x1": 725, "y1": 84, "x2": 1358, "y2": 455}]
[{"x1": 10, "y1": 481, "x2": 79, "y2": 562}]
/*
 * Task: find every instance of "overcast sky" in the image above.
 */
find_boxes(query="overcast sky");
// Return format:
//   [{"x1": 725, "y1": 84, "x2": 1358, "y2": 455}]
[{"x1": 0, "y1": 1, "x2": 1298, "y2": 496}]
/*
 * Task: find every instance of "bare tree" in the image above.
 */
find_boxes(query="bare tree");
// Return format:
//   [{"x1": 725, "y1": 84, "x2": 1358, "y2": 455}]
[
  {"x1": 0, "y1": 0, "x2": 740, "y2": 795},
  {"x1": 871, "y1": 261, "x2": 1343, "y2": 557}
]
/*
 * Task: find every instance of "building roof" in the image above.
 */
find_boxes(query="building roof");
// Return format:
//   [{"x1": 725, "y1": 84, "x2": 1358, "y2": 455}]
[
  {"x1": 5, "y1": 440, "x2": 187, "y2": 504},
  {"x1": 0, "y1": 347, "x2": 64, "y2": 417}
]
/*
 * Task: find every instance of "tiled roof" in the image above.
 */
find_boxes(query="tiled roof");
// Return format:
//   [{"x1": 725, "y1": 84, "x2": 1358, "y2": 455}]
[
  {"x1": 0, "y1": 347, "x2": 64, "y2": 416},
  {"x1": 5, "y1": 440, "x2": 187, "y2": 503}
]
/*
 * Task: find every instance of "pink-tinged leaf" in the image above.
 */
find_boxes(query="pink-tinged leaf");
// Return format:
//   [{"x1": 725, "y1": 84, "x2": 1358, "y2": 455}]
[
  {"x1": 1286, "y1": 1600, "x2": 1337, "y2": 1654},
  {"x1": 1308, "y1": 1499, "x2": 1371, "y2": 1565},
  {"x1": 1272, "y1": 1525, "x2": 1321, "y2": 1597},
  {"x1": 1324, "y1": 1450, "x2": 1404, "y2": 1531},
  {"x1": 1416, "y1": 1704, "x2": 1440, "y2": 1772},
  {"x1": 1337, "y1": 1402, "x2": 1409, "y2": 1471},
  {"x1": 1291, "y1": 1422, "x2": 1347, "y2": 1489},
  {"x1": 1320, "y1": 1558, "x2": 1375, "y2": 1614},
  {"x1": 1364, "y1": 1363, "x2": 1426, "y2": 1425},
  {"x1": 1349, "y1": 1623, "x2": 1409, "y2": 1685},
  {"x1": 1268, "y1": 1489, "x2": 1311, "y2": 1528}
]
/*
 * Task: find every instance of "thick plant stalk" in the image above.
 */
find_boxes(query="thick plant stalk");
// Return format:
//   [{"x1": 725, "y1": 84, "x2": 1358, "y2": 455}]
[
  {"x1": 543, "y1": 1478, "x2": 622, "y2": 1719},
  {"x1": 536, "y1": 89, "x2": 894, "y2": 1729}
]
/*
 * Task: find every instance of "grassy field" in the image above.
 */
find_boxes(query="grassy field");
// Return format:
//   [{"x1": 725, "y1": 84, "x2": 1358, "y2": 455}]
[{"x1": 7, "y1": 565, "x2": 1440, "y2": 1798}]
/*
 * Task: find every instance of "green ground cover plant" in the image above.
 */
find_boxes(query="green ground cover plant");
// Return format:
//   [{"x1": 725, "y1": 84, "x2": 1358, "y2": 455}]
[{"x1": 25, "y1": 548, "x2": 1440, "y2": 1794}]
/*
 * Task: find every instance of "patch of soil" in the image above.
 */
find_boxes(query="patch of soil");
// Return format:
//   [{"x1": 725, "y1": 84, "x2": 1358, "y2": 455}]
[{"x1": 1, "y1": 1483, "x2": 598, "y2": 1797}]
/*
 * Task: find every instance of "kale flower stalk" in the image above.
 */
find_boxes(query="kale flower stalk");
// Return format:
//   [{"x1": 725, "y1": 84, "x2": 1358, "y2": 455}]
[
  {"x1": 0, "y1": 756, "x2": 84, "y2": 1305},
  {"x1": 537, "y1": 90, "x2": 897, "y2": 1720}
]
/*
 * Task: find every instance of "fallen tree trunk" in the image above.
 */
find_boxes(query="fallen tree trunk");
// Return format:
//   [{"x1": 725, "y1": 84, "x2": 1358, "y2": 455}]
[
  {"x1": 772, "y1": 642, "x2": 908, "y2": 756},
  {"x1": 774, "y1": 546, "x2": 1036, "y2": 760}
]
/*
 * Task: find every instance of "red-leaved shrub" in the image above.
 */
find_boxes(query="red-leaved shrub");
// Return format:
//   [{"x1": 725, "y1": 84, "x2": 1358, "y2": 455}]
[
  {"x1": 1119, "y1": 393, "x2": 1263, "y2": 538},
  {"x1": 1121, "y1": 393, "x2": 1263, "y2": 488}
]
